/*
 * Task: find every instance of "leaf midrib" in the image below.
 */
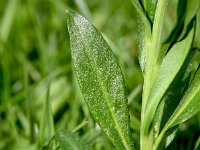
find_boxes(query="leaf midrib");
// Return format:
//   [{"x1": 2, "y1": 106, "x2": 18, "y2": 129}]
[{"x1": 69, "y1": 14, "x2": 131, "y2": 150}]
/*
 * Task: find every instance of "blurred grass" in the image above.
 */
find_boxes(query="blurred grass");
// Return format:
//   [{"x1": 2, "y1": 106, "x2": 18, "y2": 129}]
[{"x1": 0, "y1": 0, "x2": 199, "y2": 149}]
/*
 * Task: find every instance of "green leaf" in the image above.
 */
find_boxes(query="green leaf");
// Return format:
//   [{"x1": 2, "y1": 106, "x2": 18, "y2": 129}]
[
  {"x1": 161, "y1": 0, "x2": 187, "y2": 55},
  {"x1": 131, "y1": 0, "x2": 149, "y2": 23},
  {"x1": 142, "y1": 0, "x2": 169, "y2": 113},
  {"x1": 164, "y1": 66, "x2": 200, "y2": 128},
  {"x1": 179, "y1": 0, "x2": 200, "y2": 40},
  {"x1": 155, "y1": 66, "x2": 200, "y2": 149},
  {"x1": 160, "y1": 0, "x2": 199, "y2": 61},
  {"x1": 143, "y1": 26, "x2": 195, "y2": 135},
  {"x1": 38, "y1": 83, "x2": 55, "y2": 146},
  {"x1": 194, "y1": 10, "x2": 200, "y2": 48},
  {"x1": 152, "y1": 98, "x2": 165, "y2": 139},
  {"x1": 184, "y1": 0, "x2": 200, "y2": 30},
  {"x1": 151, "y1": 0, "x2": 169, "y2": 62},
  {"x1": 152, "y1": 62, "x2": 192, "y2": 145},
  {"x1": 55, "y1": 129, "x2": 89, "y2": 150},
  {"x1": 177, "y1": 0, "x2": 187, "y2": 21},
  {"x1": 194, "y1": 136, "x2": 200, "y2": 150},
  {"x1": 159, "y1": 50, "x2": 198, "y2": 131},
  {"x1": 74, "y1": 0, "x2": 92, "y2": 21},
  {"x1": 131, "y1": 0, "x2": 151, "y2": 72},
  {"x1": 67, "y1": 10, "x2": 134, "y2": 149},
  {"x1": 0, "y1": 0, "x2": 18, "y2": 43},
  {"x1": 146, "y1": 0, "x2": 158, "y2": 22},
  {"x1": 137, "y1": 17, "x2": 147, "y2": 72}
]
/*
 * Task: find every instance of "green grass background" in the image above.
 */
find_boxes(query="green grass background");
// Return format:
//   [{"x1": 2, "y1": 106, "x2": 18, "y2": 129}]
[{"x1": 0, "y1": 0, "x2": 199, "y2": 149}]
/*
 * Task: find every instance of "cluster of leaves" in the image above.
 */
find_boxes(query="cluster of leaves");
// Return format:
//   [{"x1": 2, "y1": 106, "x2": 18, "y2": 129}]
[
  {"x1": 132, "y1": 0, "x2": 200, "y2": 149},
  {"x1": 0, "y1": 0, "x2": 141, "y2": 149},
  {"x1": 67, "y1": 0, "x2": 200, "y2": 149},
  {"x1": 0, "y1": 0, "x2": 200, "y2": 150}
]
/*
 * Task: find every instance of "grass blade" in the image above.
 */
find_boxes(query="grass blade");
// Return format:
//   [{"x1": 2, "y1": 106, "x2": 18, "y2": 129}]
[
  {"x1": 74, "y1": 0, "x2": 92, "y2": 21},
  {"x1": 67, "y1": 10, "x2": 134, "y2": 149},
  {"x1": 0, "y1": 0, "x2": 18, "y2": 44},
  {"x1": 38, "y1": 83, "x2": 55, "y2": 147},
  {"x1": 55, "y1": 129, "x2": 89, "y2": 150},
  {"x1": 131, "y1": 0, "x2": 151, "y2": 72},
  {"x1": 24, "y1": 64, "x2": 35, "y2": 143}
]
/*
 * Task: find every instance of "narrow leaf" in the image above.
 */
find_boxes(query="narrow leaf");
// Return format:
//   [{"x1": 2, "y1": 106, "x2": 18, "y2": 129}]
[
  {"x1": 184, "y1": 0, "x2": 200, "y2": 26},
  {"x1": 184, "y1": 0, "x2": 200, "y2": 30},
  {"x1": 152, "y1": 98, "x2": 165, "y2": 139},
  {"x1": 179, "y1": 0, "x2": 200, "y2": 40},
  {"x1": 146, "y1": 0, "x2": 158, "y2": 23},
  {"x1": 67, "y1": 10, "x2": 134, "y2": 149},
  {"x1": 160, "y1": 0, "x2": 187, "y2": 56},
  {"x1": 0, "y1": 0, "x2": 18, "y2": 43},
  {"x1": 165, "y1": 66, "x2": 200, "y2": 128},
  {"x1": 142, "y1": 0, "x2": 169, "y2": 114},
  {"x1": 74, "y1": 0, "x2": 92, "y2": 21},
  {"x1": 143, "y1": 26, "x2": 195, "y2": 135},
  {"x1": 159, "y1": 50, "x2": 197, "y2": 131},
  {"x1": 131, "y1": 0, "x2": 149, "y2": 23},
  {"x1": 177, "y1": 0, "x2": 187, "y2": 21},
  {"x1": 131, "y1": 0, "x2": 151, "y2": 72},
  {"x1": 194, "y1": 9, "x2": 200, "y2": 48},
  {"x1": 39, "y1": 83, "x2": 55, "y2": 146},
  {"x1": 151, "y1": 0, "x2": 169, "y2": 62},
  {"x1": 55, "y1": 129, "x2": 89, "y2": 150}
]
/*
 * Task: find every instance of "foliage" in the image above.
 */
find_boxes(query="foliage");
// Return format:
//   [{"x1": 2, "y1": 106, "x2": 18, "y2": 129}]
[{"x1": 0, "y1": 0, "x2": 200, "y2": 150}]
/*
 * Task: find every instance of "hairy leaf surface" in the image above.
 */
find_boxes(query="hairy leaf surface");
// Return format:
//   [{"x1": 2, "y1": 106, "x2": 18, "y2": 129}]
[
  {"x1": 143, "y1": 26, "x2": 195, "y2": 134},
  {"x1": 131, "y1": 0, "x2": 151, "y2": 73},
  {"x1": 67, "y1": 10, "x2": 134, "y2": 149},
  {"x1": 55, "y1": 129, "x2": 89, "y2": 150}
]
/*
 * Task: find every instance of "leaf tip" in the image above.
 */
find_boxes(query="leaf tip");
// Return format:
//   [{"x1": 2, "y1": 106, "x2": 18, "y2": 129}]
[{"x1": 66, "y1": 9, "x2": 76, "y2": 19}]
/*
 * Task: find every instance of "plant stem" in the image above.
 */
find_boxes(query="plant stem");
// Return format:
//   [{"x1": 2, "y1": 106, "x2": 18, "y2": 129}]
[
  {"x1": 143, "y1": 0, "x2": 169, "y2": 111},
  {"x1": 141, "y1": 0, "x2": 169, "y2": 149}
]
